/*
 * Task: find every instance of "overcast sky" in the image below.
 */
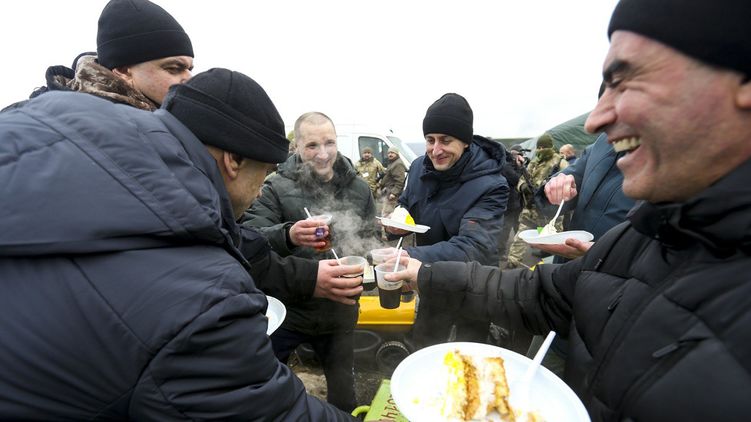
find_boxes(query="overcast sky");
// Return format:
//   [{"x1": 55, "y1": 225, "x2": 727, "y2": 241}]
[{"x1": 1, "y1": 0, "x2": 618, "y2": 143}]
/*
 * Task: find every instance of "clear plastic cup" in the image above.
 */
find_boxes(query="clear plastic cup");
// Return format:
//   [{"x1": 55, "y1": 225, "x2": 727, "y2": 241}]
[
  {"x1": 374, "y1": 263, "x2": 406, "y2": 309},
  {"x1": 340, "y1": 256, "x2": 368, "y2": 299},
  {"x1": 369, "y1": 247, "x2": 397, "y2": 265},
  {"x1": 307, "y1": 213, "x2": 333, "y2": 252}
]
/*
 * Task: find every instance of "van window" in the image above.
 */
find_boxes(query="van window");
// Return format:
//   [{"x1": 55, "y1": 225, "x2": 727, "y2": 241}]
[{"x1": 358, "y1": 136, "x2": 388, "y2": 164}]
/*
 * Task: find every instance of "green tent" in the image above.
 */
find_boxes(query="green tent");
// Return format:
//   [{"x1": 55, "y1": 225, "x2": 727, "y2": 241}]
[{"x1": 518, "y1": 112, "x2": 600, "y2": 157}]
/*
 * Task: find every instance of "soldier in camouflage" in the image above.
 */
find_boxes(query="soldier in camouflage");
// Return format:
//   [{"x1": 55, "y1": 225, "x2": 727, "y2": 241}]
[
  {"x1": 506, "y1": 132, "x2": 568, "y2": 269},
  {"x1": 355, "y1": 147, "x2": 385, "y2": 197}
]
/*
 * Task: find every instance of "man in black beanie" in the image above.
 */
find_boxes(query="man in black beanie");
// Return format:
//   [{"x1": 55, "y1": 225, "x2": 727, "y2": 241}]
[
  {"x1": 384, "y1": 92, "x2": 509, "y2": 349},
  {"x1": 0, "y1": 68, "x2": 357, "y2": 420},
  {"x1": 3, "y1": 0, "x2": 193, "y2": 112},
  {"x1": 386, "y1": 1, "x2": 751, "y2": 420}
]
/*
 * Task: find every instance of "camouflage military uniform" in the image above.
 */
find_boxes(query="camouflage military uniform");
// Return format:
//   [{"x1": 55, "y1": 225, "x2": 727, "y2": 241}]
[
  {"x1": 355, "y1": 157, "x2": 384, "y2": 196},
  {"x1": 506, "y1": 149, "x2": 568, "y2": 269}
]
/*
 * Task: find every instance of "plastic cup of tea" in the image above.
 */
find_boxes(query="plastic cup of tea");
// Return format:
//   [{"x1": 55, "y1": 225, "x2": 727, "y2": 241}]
[
  {"x1": 308, "y1": 213, "x2": 333, "y2": 252},
  {"x1": 340, "y1": 256, "x2": 368, "y2": 299},
  {"x1": 369, "y1": 247, "x2": 397, "y2": 265},
  {"x1": 374, "y1": 263, "x2": 405, "y2": 309}
]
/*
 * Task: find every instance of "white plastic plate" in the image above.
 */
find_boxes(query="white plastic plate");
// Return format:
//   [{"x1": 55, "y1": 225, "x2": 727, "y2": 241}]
[
  {"x1": 265, "y1": 295, "x2": 286, "y2": 335},
  {"x1": 391, "y1": 342, "x2": 590, "y2": 422},
  {"x1": 518, "y1": 229, "x2": 594, "y2": 245}
]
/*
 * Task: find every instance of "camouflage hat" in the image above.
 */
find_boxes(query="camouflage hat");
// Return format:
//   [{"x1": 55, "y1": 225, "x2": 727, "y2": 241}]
[
  {"x1": 362, "y1": 147, "x2": 373, "y2": 154},
  {"x1": 536, "y1": 133, "x2": 554, "y2": 149}
]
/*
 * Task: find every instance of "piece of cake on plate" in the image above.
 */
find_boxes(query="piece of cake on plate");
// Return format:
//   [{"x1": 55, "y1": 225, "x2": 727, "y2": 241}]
[
  {"x1": 391, "y1": 205, "x2": 416, "y2": 226},
  {"x1": 442, "y1": 349, "x2": 515, "y2": 421}
]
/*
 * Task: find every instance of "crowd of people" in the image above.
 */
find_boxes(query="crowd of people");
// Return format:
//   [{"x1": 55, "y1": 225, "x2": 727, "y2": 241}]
[{"x1": 1, "y1": 0, "x2": 749, "y2": 421}]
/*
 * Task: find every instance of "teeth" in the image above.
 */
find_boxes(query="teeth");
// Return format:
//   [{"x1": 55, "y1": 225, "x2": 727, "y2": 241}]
[{"x1": 612, "y1": 137, "x2": 642, "y2": 153}]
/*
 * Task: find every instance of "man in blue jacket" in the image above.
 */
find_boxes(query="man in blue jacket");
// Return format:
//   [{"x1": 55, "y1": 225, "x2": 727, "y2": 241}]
[
  {"x1": 386, "y1": 93, "x2": 508, "y2": 348},
  {"x1": 0, "y1": 68, "x2": 355, "y2": 420}
]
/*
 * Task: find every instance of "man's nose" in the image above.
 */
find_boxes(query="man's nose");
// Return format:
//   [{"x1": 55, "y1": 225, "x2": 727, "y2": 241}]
[{"x1": 585, "y1": 90, "x2": 615, "y2": 134}]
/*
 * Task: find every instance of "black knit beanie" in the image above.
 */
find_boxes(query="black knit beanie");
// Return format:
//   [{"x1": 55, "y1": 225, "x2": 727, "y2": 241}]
[
  {"x1": 608, "y1": 0, "x2": 751, "y2": 76},
  {"x1": 422, "y1": 93, "x2": 474, "y2": 144},
  {"x1": 162, "y1": 68, "x2": 289, "y2": 164},
  {"x1": 97, "y1": 0, "x2": 193, "y2": 69}
]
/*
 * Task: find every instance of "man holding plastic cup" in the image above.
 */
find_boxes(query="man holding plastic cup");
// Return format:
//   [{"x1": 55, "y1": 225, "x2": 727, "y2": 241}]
[{"x1": 243, "y1": 111, "x2": 377, "y2": 412}]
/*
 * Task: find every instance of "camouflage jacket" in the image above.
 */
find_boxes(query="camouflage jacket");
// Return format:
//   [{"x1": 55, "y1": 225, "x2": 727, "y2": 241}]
[
  {"x1": 355, "y1": 158, "x2": 384, "y2": 194},
  {"x1": 4, "y1": 54, "x2": 158, "y2": 112},
  {"x1": 517, "y1": 150, "x2": 568, "y2": 208}
]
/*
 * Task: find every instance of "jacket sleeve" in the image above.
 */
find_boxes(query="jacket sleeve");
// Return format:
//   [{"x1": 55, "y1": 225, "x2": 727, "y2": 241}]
[
  {"x1": 534, "y1": 143, "x2": 591, "y2": 216},
  {"x1": 239, "y1": 226, "x2": 318, "y2": 303},
  {"x1": 406, "y1": 182, "x2": 509, "y2": 265},
  {"x1": 129, "y1": 290, "x2": 355, "y2": 421},
  {"x1": 417, "y1": 259, "x2": 581, "y2": 338},
  {"x1": 242, "y1": 180, "x2": 295, "y2": 256}
]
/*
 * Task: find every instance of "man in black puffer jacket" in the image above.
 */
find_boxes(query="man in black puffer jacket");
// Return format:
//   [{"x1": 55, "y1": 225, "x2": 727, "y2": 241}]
[
  {"x1": 243, "y1": 111, "x2": 378, "y2": 412},
  {"x1": 0, "y1": 69, "x2": 355, "y2": 420},
  {"x1": 387, "y1": 1, "x2": 751, "y2": 420}
]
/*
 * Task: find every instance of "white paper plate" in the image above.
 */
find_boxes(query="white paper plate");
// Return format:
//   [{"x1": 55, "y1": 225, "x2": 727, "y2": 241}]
[
  {"x1": 380, "y1": 217, "x2": 430, "y2": 233},
  {"x1": 391, "y1": 342, "x2": 590, "y2": 422},
  {"x1": 265, "y1": 295, "x2": 286, "y2": 335},
  {"x1": 518, "y1": 229, "x2": 594, "y2": 245}
]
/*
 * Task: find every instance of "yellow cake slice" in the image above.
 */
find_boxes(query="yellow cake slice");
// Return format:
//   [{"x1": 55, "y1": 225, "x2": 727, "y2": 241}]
[
  {"x1": 442, "y1": 350, "x2": 515, "y2": 421},
  {"x1": 391, "y1": 206, "x2": 416, "y2": 226}
]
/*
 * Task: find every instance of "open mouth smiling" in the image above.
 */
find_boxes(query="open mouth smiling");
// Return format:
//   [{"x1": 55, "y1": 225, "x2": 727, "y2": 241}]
[{"x1": 612, "y1": 136, "x2": 642, "y2": 153}]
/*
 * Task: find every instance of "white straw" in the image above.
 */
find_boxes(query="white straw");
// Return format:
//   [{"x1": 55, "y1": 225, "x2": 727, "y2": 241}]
[
  {"x1": 395, "y1": 236, "x2": 403, "y2": 251},
  {"x1": 331, "y1": 248, "x2": 343, "y2": 265},
  {"x1": 513, "y1": 331, "x2": 556, "y2": 420},
  {"x1": 303, "y1": 207, "x2": 313, "y2": 219},
  {"x1": 392, "y1": 247, "x2": 403, "y2": 273}
]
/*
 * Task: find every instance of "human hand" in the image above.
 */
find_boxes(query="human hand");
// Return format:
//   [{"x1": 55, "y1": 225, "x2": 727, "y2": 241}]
[
  {"x1": 530, "y1": 239, "x2": 593, "y2": 259},
  {"x1": 288, "y1": 219, "x2": 328, "y2": 249},
  {"x1": 544, "y1": 173, "x2": 578, "y2": 206},
  {"x1": 313, "y1": 259, "x2": 364, "y2": 305},
  {"x1": 384, "y1": 256, "x2": 421, "y2": 292}
]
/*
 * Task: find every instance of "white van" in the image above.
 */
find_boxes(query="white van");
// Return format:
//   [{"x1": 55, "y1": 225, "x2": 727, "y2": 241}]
[{"x1": 334, "y1": 125, "x2": 419, "y2": 170}]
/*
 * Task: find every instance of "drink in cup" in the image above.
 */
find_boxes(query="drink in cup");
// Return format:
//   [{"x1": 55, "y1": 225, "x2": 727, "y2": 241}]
[
  {"x1": 308, "y1": 213, "x2": 333, "y2": 252},
  {"x1": 368, "y1": 247, "x2": 397, "y2": 291},
  {"x1": 340, "y1": 256, "x2": 368, "y2": 299},
  {"x1": 374, "y1": 262, "x2": 405, "y2": 309}
]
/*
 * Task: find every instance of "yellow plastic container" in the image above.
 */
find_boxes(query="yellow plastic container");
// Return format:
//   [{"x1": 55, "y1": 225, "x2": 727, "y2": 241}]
[{"x1": 356, "y1": 296, "x2": 415, "y2": 332}]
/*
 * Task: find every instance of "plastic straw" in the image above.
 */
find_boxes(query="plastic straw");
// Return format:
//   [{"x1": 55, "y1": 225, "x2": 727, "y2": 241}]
[
  {"x1": 303, "y1": 207, "x2": 313, "y2": 219},
  {"x1": 331, "y1": 248, "x2": 343, "y2": 266},
  {"x1": 514, "y1": 331, "x2": 556, "y2": 420},
  {"x1": 395, "y1": 236, "x2": 403, "y2": 251},
  {"x1": 392, "y1": 247, "x2": 403, "y2": 273}
]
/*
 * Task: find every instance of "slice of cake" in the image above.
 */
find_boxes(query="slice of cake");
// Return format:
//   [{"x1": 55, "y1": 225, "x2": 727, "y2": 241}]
[
  {"x1": 442, "y1": 350, "x2": 515, "y2": 421},
  {"x1": 391, "y1": 206, "x2": 416, "y2": 226}
]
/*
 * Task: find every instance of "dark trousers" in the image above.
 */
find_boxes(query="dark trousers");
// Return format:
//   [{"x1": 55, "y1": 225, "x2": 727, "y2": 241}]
[
  {"x1": 409, "y1": 300, "x2": 489, "y2": 349},
  {"x1": 271, "y1": 328, "x2": 356, "y2": 412}
]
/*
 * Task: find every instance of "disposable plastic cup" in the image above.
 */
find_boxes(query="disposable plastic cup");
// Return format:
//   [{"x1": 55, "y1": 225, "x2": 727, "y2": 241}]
[
  {"x1": 374, "y1": 263, "x2": 406, "y2": 309},
  {"x1": 369, "y1": 247, "x2": 398, "y2": 265},
  {"x1": 308, "y1": 214, "x2": 333, "y2": 252},
  {"x1": 340, "y1": 256, "x2": 368, "y2": 298}
]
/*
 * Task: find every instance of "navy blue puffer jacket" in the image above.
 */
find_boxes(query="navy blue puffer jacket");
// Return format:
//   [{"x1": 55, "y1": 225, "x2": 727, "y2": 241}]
[
  {"x1": 0, "y1": 92, "x2": 352, "y2": 421},
  {"x1": 399, "y1": 135, "x2": 508, "y2": 265}
]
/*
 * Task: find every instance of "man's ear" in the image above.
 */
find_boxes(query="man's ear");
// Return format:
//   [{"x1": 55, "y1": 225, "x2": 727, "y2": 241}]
[
  {"x1": 735, "y1": 76, "x2": 751, "y2": 109},
  {"x1": 111, "y1": 66, "x2": 133, "y2": 84},
  {"x1": 222, "y1": 152, "x2": 244, "y2": 180}
]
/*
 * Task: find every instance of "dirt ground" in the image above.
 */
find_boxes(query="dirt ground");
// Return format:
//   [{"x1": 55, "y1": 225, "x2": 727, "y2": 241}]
[{"x1": 288, "y1": 349, "x2": 390, "y2": 409}]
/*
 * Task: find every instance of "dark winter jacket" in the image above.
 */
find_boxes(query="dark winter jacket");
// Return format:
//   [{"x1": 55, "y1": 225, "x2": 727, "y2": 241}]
[
  {"x1": 399, "y1": 135, "x2": 508, "y2": 265},
  {"x1": 379, "y1": 157, "x2": 407, "y2": 198},
  {"x1": 416, "y1": 158, "x2": 751, "y2": 421},
  {"x1": 0, "y1": 92, "x2": 352, "y2": 420},
  {"x1": 537, "y1": 133, "x2": 635, "y2": 240},
  {"x1": 242, "y1": 153, "x2": 377, "y2": 335}
]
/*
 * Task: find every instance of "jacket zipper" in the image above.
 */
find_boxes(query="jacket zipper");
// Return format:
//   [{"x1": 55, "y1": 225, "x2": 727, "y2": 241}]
[
  {"x1": 584, "y1": 268, "x2": 686, "y2": 397},
  {"x1": 617, "y1": 338, "x2": 701, "y2": 417}
]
